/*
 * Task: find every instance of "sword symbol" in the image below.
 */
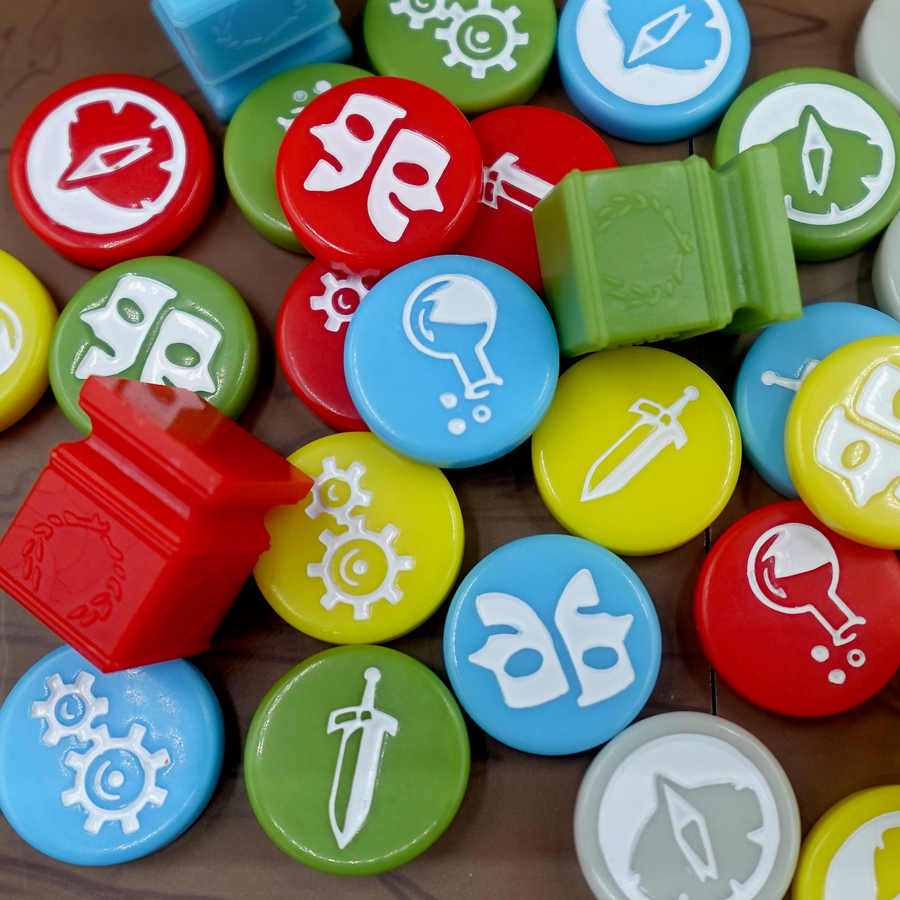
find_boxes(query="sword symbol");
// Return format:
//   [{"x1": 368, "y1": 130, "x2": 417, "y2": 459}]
[
  {"x1": 326, "y1": 667, "x2": 399, "y2": 850},
  {"x1": 760, "y1": 359, "x2": 819, "y2": 393},
  {"x1": 481, "y1": 152, "x2": 553, "y2": 212},
  {"x1": 581, "y1": 386, "x2": 699, "y2": 501}
]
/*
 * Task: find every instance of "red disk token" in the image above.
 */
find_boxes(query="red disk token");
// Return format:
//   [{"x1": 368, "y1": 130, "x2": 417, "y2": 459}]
[
  {"x1": 9, "y1": 74, "x2": 215, "y2": 269},
  {"x1": 276, "y1": 77, "x2": 481, "y2": 276},
  {"x1": 277, "y1": 261, "x2": 374, "y2": 432},
  {"x1": 696, "y1": 501, "x2": 900, "y2": 717},
  {"x1": 454, "y1": 106, "x2": 617, "y2": 294}
]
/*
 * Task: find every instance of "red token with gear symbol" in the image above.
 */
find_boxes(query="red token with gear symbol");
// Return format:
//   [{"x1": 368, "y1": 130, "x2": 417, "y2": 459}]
[
  {"x1": 695, "y1": 501, "x2": 900, "y2": 717},
  {"x1": 454, "y1": 106, "x2": 617, "y2": 294},
  {"x1": 277, "y1": 261, "x2": 376, "y2": 432},
  {"x1": 9, "y1": 74, "x2": 214, "y2": 269},
  {"x1": 276, "y1": 77, "x2": 482, "y2": 276}
]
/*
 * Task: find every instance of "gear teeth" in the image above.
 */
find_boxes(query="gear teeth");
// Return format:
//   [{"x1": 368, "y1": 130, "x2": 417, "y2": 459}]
[
  {"x1": 32, "y1": 671, "x2": 109, "y2": 746},
  {"x1": 389, "y1": 0, "x2": 451, "y2": 29},
  {"x1": 306, "y1": 457, "x2": 372, "y2": 527},
  {"x1": 309, "y1": 271, "x2": 369, "y2": 333}
]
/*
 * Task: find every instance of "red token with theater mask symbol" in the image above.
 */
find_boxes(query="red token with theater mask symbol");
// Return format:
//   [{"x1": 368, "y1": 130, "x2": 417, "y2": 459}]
[
  {"x1": 455, "y1": 106, "x2": 617, "y2": 295},
  {"x1": 9, "y1": 74, "x2": 214, "y2": 269},
  {"x1": 695, "y1": 501, "x2": 900, "y2": 717},
  {"x1": 276, "y1": 77, "x2": 481, "y2": 277}
]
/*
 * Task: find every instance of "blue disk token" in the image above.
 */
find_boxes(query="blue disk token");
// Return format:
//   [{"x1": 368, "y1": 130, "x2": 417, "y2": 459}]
[
  {"x1": 345, "y1": 255, "x2": 559, "y2": 468},
  {"x1": 557, "y1": 0, "x2": 750, "y2": 143},
  {"x1": 734, "y1": 302, "x2": 900, "y2": 498},
  {"x1": 0, "y1": 646, "x2": 224, "y2": 865},
  {"x1": 443, "y1": 534, "x2": 661, "y2": 756}
]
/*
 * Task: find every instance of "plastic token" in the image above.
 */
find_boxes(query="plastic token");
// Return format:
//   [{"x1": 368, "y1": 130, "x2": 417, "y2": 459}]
[
  {"x1": 362, "y1": 0, "x2": 556, "y2": 115},
  {"x1": 856, "y1": 0, "x2": 900, "y2": 114},
  {"x1": 874, "y1": 211, "x2": 900, "y2": 321},
  {"x1": 276, "y1": 76, "x2": 482, "y2": 276},
  {"x1": 532, "y1": 347, "x2": 740, "y2": 556},
  {"x1": 224, "y1": 64, "x2": 371, "y2": 251},
  {"x1": 453, "y1": 106, "x2": 617, "y2": 294},
  {"x1": 734, "y1": 303, "x2": 900, "y2": 498},
  {"x1": 696, "y1": 501, "x2": 900, "y2": 717},
  {"x1": 9, "y1": 74, "x2": 215, "y2": 269},
  {"x1": 0, "y1": 250, "x2": 57, "y2": 432},
  {"x1": 0, "y1": 645, "x2": 223, "y2": 865},
  {"x1": 793, "y1": 785, "x2": 900, "y2": 900},
  {"x1": 574, "y1": 712, "x2": 800, "y2": 900},
  {"x1": 787, "y1": 335, "x2": 900, "y2": 548},
  {"x1": 245, "y1": 645, "x2": 469, "y2": 875},
  {"x1": 557, "y1": 0, "x2": 750, "y2": 143},
  {"x1": 443, "y1": 534, "x2": 661, "y2": 756},
  {"x1": 254, "y1": 432, "x2": 464, "y2": 643},
  {"x1": 49, "y1": 256, "x2": 259, "y2": 434},
  {"x1": 345, "y1": 254, "x2": 559, "y2": 468},
  {"x1": 276, "y1": 261, "x2": 375, "y2": 431},
  {"x1": 714, "y1": 68, "x2": 900, "y2": 261}
]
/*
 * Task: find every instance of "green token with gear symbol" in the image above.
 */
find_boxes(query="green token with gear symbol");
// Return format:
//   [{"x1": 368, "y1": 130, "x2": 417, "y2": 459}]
[
  {"x1": 50, "y1": 256, "x2": 259, "y2": 433},
  {"x1": 714, "y1": 68, "x2": 900, "y2": 261},
  {"x1": 363, "y1": 0, "x2": 556, "y2": 114}
]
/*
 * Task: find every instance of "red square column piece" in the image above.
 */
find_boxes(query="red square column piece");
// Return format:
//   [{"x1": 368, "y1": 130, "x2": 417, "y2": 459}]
[{"x1": 0, "y1": 376, "x2": 311, "y2": 671}]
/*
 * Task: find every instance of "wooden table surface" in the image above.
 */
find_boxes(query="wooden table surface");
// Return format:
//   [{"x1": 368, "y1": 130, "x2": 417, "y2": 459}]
[{"x1": 0, "y1": 1, "x2": 893, "y2": 898}]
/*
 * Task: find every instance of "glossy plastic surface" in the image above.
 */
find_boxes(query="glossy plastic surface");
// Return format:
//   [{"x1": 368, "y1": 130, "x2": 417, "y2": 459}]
[
  {"x1": 856, "y1": 0, "x2": 900, "y2": 113},
  {"x1": 9, "y1": 74, "x2": 215, "y2": 268},
  {"x1": 0, "y1": 645, "x2": 223, "y2": 865},
  {"x1": 244, "y1": 645, "x2": 469, "y2": 875},
  {"x1": 255, "y1": 432, "x2": 464, "y2": 643},
  {"x1": 444, "y1": 534, "x2": 661, "y2": 756},
  {"x1": 0, "y1": 377, "x2": 312, "y2": 672}
]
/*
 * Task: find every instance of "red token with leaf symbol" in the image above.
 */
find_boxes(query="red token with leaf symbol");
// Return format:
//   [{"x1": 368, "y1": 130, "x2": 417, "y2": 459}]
[{"x1": 9, "y1": 74, "x2": 214, "y2": 268}]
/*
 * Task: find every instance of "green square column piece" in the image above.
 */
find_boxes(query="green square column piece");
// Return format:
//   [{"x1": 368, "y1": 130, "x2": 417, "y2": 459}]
[{"x1": 533, "y1": 145, "x2": 801, "y2": 358}]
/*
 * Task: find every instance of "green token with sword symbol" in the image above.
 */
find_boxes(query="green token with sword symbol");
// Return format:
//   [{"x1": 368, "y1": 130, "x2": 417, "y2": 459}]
[{"x1": 244, "y1": 645, "x2": 470, "y2": 874}]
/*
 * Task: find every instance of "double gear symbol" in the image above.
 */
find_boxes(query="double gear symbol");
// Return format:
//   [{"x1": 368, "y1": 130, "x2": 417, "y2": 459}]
[
  {"x1": 389, "y1": 0, "x2": 529, "y2": 79},
  {"x1": 306, "y1": 457, "x2": 414, "y2": 621},
  {"x1": 31, "y1": 671, "x2": 170, "y2": 835}
]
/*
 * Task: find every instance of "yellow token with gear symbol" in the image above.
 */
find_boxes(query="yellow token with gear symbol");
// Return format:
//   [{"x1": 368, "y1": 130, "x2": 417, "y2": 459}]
[
  {"x1": 0, "y1": 250, "x2": 57, "y2": 432},
  {"x1": 532, "y1": 347, "x2": 741, "y2": 556},
  {"x1": 254, "y1": 433, "x2": 464, "y2": 643},
  {"x1": 787, "y1": 335, "x2": 900, "y2": 548}
]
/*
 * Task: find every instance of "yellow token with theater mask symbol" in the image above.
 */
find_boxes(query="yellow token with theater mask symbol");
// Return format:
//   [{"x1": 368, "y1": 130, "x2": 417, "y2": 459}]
[
  {"x1": 532, "y1": 347, "x2": 741, "y2": 556},
  {"x1": 254, "y1": 432, "x2": 464, "y2": 644}
]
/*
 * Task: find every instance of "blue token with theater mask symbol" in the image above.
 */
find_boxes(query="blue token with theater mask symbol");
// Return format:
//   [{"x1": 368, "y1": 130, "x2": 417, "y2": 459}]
[
  {"x1": 557, "y1": 0, "x2": 750, "y2": 143},
  {"x1": 443, "y1": 534, "x2": 661, "y2": 755},
  {"x1": 0, "y1": 646, "x2": 223, "y2": 865},
  {"x1": 345, "y1": 255, "x2": 559, "y2": 468}
]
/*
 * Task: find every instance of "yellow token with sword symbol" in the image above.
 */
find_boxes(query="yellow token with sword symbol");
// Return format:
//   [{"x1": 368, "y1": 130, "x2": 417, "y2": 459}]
[{"x1": 532, "y1": 347, "x2": 741, "y2": 555}]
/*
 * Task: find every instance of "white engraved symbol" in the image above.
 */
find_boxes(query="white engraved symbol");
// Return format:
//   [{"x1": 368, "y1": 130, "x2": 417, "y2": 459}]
[
  {"x1": 582, "y1": 386, "x2": 699, "y2": 501},
  {"x1": 31, "y1": 672, "x2": 170, "y2": 834},
  {"x1": 310, "y1": 270, "x2": 370, "y2": 332},
  {"x1": 75, "y1": 274, "x2": 222, "y2": 395},
  {"x1": 327, "y1": 667, "x2": 398, "y2": 849},
  {"x1": 628, "y1": 5, "x2": 691, "y2": 64},
  {"x1": 760, "y1": 359, "x2": 819, "y2": 393},
  {"x1": 662, "y1": 781, "x2": 718, "y2": 882},
  {"x1": 802, "y1": 114, "x2": 833, "y2": 196},
  {"x1": 481, "y1": 152, "x2": 553, "y2": 212},
  {"x1": 276, "y1": 80, "x2": 333, "y2": 131},
  {"x1": 748, "y1": 523, "x2": 867, "y2": 683},
  {"x1": 468, "y1": 568, "x2": 635, "y2": 709},
  {"x1": 0, "y1": 301, "x2": 24, "y2": 377},
  {"x1": 303, "y1": 93, "x2": 450, "y2": 243},
  {"x1": 403, "y1": 274, "x2": 504, "y2": 436},
  {"x1": 64, "y1": 138, "x2": 153, "y2": 182}
]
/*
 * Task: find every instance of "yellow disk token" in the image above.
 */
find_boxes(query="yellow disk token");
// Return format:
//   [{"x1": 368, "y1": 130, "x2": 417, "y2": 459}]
[
  {"x1": 532, "y1": 347, "x2": 741, "y2": 555},
  {"x1": 787, "y1": 335, "x2": 900, "y2": 548},
  {"x1": 0, "y1": 250, "x2": 57, "y2": 432},
  {"x1": 254, "y1": 432, "x2": 464, "y2": 644},
  {"x1": 793, "y1": 785, "x2": 900, "y2": 900}
]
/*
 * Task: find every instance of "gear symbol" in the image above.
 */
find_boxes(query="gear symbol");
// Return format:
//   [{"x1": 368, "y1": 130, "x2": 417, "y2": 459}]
[
  {"x1": 31, "y1": 672, "x2": 109, "y2": 746},
  {"x1": 305, "y1": 457, "x2": 372, "y2": 527},
  {"x1": 388, "y1": 0, "x2": 450, "y2": 29},
  {"x1": 61, "y1": 723, "x2": 170, "y2": 835},
  {"x1": 434, "y1": 0, "x2": 528, "y2": 78},
  {"x1": 309, "y1": 271, "x2": 370, "y2": 333},
  {"x1": 308, "y1": 515, "x2": 414, "y2": 621}
]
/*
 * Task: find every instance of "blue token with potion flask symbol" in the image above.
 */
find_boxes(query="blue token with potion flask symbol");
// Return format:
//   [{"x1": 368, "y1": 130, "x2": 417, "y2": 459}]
[{"x1": 344, "y1": 255, "x2": 559, "y2": 468}]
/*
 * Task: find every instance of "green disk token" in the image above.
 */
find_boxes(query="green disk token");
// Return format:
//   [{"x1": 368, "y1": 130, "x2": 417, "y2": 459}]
[
  {"x1": 50, "y1": 256, "x2": 259, "y2": 433},
  {"x1": 224, "y1": 64, "x2": 372, "y2": 252},
  {"x1": 363, "y1": 0, "x2": 556, "y2": 115},
  {"x1": 245, "y1": 645, "x2": 470, "y2": 875},
  {"x1": 714, "y1": 67, "x2": 900, "y2": 261}
]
